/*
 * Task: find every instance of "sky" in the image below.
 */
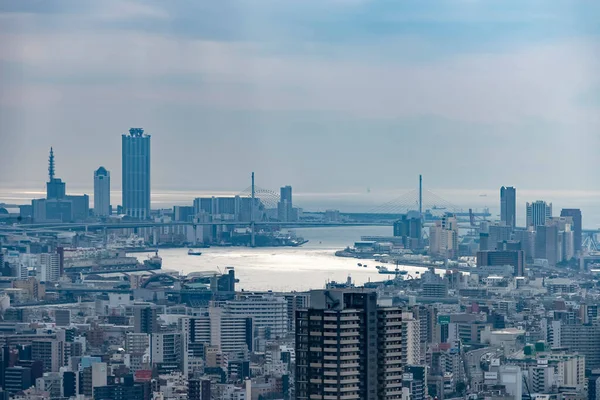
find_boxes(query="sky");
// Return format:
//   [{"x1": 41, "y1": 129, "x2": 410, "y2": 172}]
[{"x1": 0, "y1": 0, "x2": 599, "y2": 213}]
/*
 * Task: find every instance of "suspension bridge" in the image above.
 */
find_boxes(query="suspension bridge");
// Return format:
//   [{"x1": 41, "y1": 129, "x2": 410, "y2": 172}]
[{"x1": 2, "y1": 173, "x2": 599, "y2": 251}]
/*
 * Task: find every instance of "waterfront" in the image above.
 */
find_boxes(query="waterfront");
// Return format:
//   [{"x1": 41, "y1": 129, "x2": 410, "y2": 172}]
[{"x1": 133, "y1": 226, "x2": 429, "y2": 292}]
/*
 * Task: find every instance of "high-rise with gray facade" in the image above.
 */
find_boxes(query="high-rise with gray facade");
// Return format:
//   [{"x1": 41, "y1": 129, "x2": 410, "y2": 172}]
[
  {"x1": 122, "y1": 128, "x2": 151, "y2": 219},
  {"x1": 526, "y1": 200, "x2": 552, "y2": 228},
  {"x1": 93, "y1": 167, "x2": 110, "y2": 217},
  {"x1": 500, "y1": 186, "x2": 516, "y2": 228},
  {"x1": 560, "y1": 208, "x2": 582, "y2": 252}
]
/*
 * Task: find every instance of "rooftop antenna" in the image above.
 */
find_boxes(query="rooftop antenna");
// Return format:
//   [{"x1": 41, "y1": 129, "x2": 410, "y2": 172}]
[
  {"x1": 48, "y1": 147, "x2": 55, "y2": 181},
  {"x1": 419, "y1": 174, "x2": 423, "y2": 215}
]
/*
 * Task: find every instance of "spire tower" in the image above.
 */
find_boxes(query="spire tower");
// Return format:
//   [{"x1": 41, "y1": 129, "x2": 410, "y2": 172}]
[{"x1": 48, "y1": 147, "x2": 55, "y2": 181}]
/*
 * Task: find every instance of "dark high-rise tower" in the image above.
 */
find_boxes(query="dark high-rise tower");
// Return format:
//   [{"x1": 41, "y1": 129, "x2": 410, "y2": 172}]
[
  {"x1": 560, "y1": 208, "x2": 582, "y2": 252},
  {"x1": 296, "y1": 290, "x2": 404, "y2": 400},
  {"x1": 134, "y1": 305, "x2": 158, "y2": 334},
  {"x1": 122, "y1": 128, "x2": 151, "y2": 219},
  {"x1": 500, "y1": 186, "x2": 516, "y2": 228}
]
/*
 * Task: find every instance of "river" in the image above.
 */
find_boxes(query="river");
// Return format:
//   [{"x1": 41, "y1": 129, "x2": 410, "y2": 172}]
[{"x1": 133, "y1": 226, "x2": 428, "y2": 292}]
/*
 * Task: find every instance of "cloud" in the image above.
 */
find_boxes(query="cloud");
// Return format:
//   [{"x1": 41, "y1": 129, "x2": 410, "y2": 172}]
[
  {"x1": 1, "y1": 25, "x2": 598, "y2": 126},
  {"x1": 0, "y1": 0, "x2": 599, "y2": 199}
]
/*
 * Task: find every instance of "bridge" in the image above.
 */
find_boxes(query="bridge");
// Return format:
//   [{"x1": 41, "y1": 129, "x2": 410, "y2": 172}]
[{"x1": 2, "y1": 173, "x2": 598, "y2": 249}]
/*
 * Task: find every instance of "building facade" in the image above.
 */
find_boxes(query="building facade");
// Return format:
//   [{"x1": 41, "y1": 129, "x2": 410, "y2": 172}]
[
  {"x1": 122, "y1": 128, "x2": 151, "y2": 219},
  {"x1": 93, "y1": 167, "x2": 110, "y2": 217},
  {"x1": 526, "y1": 201, "x2": 552, "y2": 228},
  {"x1": 500, "y1": 186, "x2": 516, "y2": 228}
]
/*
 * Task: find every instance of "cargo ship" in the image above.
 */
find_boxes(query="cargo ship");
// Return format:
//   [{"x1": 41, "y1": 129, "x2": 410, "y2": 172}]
[
  {"x1": 63, "y1": 248, "x2": 162, "y2": 277},
  {"x1": 229, "y1": 231, "x2": 308, "y2": 247}
]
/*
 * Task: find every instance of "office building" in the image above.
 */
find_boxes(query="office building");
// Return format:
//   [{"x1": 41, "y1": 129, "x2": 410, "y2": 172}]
[
  {"x1": 122, "y1": 128, "x2": 151, "y2": 219},
  {"x1": 223, "y1": 294, "x2": 288, "y2": 339},
  {"x1": 500, "y1": 186, "x2": 516, "y2": 228},
  {"x1": 181, "y1": 307, "x2": 253, "y2": 354},
  {"x1": 476, "y1": 250, "x2": 525, "y2": 276},
  {"x1": 192, "y1": 196, "x2": 255, "y2": 222},
  {"x1": 589, "y1": 371, "x2": 600, "y2": 400},
  {"x1": 94, "y1": 375, "x2": 144, "y2": 400},
  {"x1": 393, "y1": 212, "x2": 423, "y2": 249},
  {"x1": 499, "y1": 365, "x2": 523, "y2": 400},
  {"x1": 296, "y1": 290, "x2": 404, "y2": 400},
  {"x1": 39, "y1": 253, "x2": 60, "y2": 282},
  {"x1": 561, "y1": 209, "x2": 582, "y2": 253},
  {"x1": 553, "y1": 323, "x2": 600, "y2": 370},
  {"x1": 62, "y1": 371, "x2": 77, "y2": 398},
  {"x1": 403, "y1": 365, "x2": 427, "y2": 400},
  {"x1": 93, "y1": 167, "x2": 110, "y2": 217},
  {"x1": 526, "y1": 200, "x2": 552, "y2": 227},
  {"x1": 54, "y1": 309, "x2": 71, "y2": 326},
  {"x1": 133, "y1": 304, "x2": 158, "y2": 334},
  {"x1": 277, "y1": 185, "x2": 296, "y2": 222},
  {"x1": 188, "y1": 378, "x2": 211, "y2": 400},
  {"x1": 4, "y1": 366, "x2": 32, "y2": 395},
  {"x1": 487, "y1": 224, "x2": 512, "y2": 251},
  {"x1": 173, "y1": 205, "x2": 194, "y2": 222}
]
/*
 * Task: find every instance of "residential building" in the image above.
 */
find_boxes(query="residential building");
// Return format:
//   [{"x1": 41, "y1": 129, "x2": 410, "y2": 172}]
[
  {"x1": 296, "y1": 290, "x2": 406, "y2": 400},
  {"x1": 134, "y1": 304, "x2": 158, "y2": 334},
  {"x1": 150, "y1": 332, "x2": 185, "y2": 374},
  {"x1": 4, "y1": 366, "x2": 32, "y2": 395},
  {"x1": 31, "y1": 340, "x2": 64, "y2": 373}
]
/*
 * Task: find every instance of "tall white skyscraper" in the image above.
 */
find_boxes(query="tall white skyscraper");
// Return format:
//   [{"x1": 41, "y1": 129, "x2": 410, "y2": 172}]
[
  {"x1": 39, "y1": 253, "x2": 60, "y2": 282},
  {"x1": 526, "y1": 200, "x2": 552, "y2": 227},
  {"x1": 122, "y1": 128, "x2": 151, "y2": 219},
  {"x1": 93, "y1": 167, "x2": 110, "y2": 217}
]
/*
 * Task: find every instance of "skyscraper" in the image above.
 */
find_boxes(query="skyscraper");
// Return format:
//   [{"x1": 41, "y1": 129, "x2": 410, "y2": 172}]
[
  {"x1": 122, "y1": 128, "x2": 151, "y2": 219},
  {"x1": 93, "y1": 167, "x2": 110, "y2": 217},
  {"x1": 560, "y1": 209, "x2": 582, "y2": 252},
  {"x1": 500, "y1": 186, "x2": 516, "y2": 228},
  {"x1": 295, "y1": 290, "x2": 404, "y2": 400},
  {"x1": 277, "y1": 185, "x2": 294, "y2": 222},
  {"x1": 526, "y1": 200, "x2": 552, "y2": 227}
]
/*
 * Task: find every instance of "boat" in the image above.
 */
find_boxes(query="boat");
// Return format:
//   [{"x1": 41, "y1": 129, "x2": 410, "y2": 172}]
[
  {"x1": 144, "y1": 251, "x2": 163, "y2": 268},
  {"x1": 63, "y1": 248, "x2": 162, "y2": 277},
  {"x1": 188, "y1": 249, "x2": 202, "y2": 256},
  {"x1": 357, "y1": 263, "x2": 362, "y2": 267}
]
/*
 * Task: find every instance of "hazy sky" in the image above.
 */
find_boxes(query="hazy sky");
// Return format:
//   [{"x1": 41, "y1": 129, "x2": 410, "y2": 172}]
[{"x1": 1, "y1": 0, "x2": 599, "y2": 204}]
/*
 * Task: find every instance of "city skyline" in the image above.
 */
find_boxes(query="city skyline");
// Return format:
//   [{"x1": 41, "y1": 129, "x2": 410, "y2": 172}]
[{"x1": 1, "y1": 1, "x2": 599, "y2": 195}]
